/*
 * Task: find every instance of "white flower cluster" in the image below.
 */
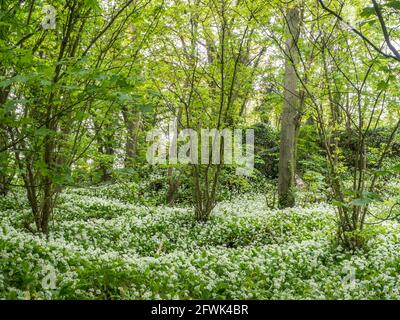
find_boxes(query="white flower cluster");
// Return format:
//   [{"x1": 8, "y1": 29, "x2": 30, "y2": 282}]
[{"x1": 1, "y1": 181, "x2": 400, "y2": 299}]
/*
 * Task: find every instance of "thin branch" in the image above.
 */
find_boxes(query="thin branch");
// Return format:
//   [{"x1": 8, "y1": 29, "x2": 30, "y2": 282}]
[
  {"x1": 318, "y1": 0, "x2": 400, "y2": 62},
  {"x1": 371, "y1": 0, "x2": 400, "y2": 61}
]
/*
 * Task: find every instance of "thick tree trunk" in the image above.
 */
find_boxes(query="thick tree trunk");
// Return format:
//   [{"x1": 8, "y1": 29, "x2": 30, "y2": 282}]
[{"x1": 278, "y1": 7, "x2": 301, "y2": 208}]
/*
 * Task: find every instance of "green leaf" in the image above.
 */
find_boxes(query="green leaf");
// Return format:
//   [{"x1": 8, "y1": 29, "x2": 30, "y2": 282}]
[
  {"x1": 351, "y1": 197, "x2": 370, "y2": 207},
  {"x1": 385, "y1": 1, "x2": 400, "y2": 10},
  {"x1": 332, "y1": 200, "x2": 347, "y2": 208},
  {"x1": 116, "y1": 93, "x2": 132, "y2": 103},
  {"x1": 138, "y1": 103, "x2": 153, "y2": 113},
  {"x1": 35, "y1": 127, "x2": 55, "y2": 137},
  {"x1": 377, "y1": 80, "x2": 389, "y2": 91},
  {"x1": 375, "y1": 169, "x2": 391, "y2": 176},
  {"x1": 84, "y1": 0, "x2": 101, "y2": 12},
  {"x1": 392, "y1": 163, "x2": 400, "y2": 173},
  {"x1": 360, "y1": 6, "x2": 375, "y2": 18}
]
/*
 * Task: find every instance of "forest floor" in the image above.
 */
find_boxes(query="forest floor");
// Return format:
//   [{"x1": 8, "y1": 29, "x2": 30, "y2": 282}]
[{"x1": 1, "y1": 181, "x2": 400, "y2": 299}]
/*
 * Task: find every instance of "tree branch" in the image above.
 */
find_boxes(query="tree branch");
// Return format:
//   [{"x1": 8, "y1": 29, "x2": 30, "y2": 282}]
[
  {"x1": 371, "y1": 0, "x2": 400, "y2": 61},
  {"x1": 318, "y1": 0, "x2": 400, "y2": 62}
]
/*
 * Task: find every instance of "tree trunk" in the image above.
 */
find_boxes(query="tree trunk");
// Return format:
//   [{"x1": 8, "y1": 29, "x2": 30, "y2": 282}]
[
  {"x1": 122, "y1": 105, "x2": 141, "y2": 167},
  {"x1": 278, "y1": 6, "x2": 301, "y2": 208},
  {"x1": 94, "y1": 120, "x2": 115, "y2": 182},
  {"x1": 166, "y1": 167, "x2": 179, "y2": 206},
  {"x1": 166, "y1": 108, "x2": 183, "y2": 206}
]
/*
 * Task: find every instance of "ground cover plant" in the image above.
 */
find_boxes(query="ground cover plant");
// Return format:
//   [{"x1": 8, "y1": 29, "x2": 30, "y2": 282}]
[{"x1": 1, "y1": 0, "x2": 400, "y2": 301}]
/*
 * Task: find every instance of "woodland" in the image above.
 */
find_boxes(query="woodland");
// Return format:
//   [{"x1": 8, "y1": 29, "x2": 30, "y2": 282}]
[{"x1": 0, "y1": 0, "x2": 400, "y2": 299}]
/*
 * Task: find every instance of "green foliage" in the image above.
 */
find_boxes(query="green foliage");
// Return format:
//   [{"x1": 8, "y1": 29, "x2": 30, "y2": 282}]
[
  {"x1": 1, "y1": 0, "x2": 400, "y2": 300},
  {"x1": 252, "y1": 123, "x2": 280, "y2": 179},
  {"x1": 297, "y1": 125, "x2": 327, "y2": 174}
]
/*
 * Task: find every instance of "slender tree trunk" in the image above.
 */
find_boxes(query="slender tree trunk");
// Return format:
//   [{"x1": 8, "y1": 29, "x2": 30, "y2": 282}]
[
  {"x1": 166, "y1": 167, "x2": 179, "y2": 206},
  {"x1": 94, "y1": 119, "x2": 115, "y2": 182},
  {"x1": 0, "y1": 80, "x2": 11, "y2": 196},
  {"x1": 278, "y1": 6, "x2": 301, "y2": 208},
  {"x1": 122, "y1": 106, "x2": 141, "y2": 167},
  {"x1": 166, "y1": 108, "x2": 183, "y2": 206},
  {"x1": 0, "y1": 133, "x2": 11, "y2": 196}
]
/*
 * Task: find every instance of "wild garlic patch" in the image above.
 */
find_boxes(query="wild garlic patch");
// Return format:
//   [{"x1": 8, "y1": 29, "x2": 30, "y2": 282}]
[{"x1": 1, "y1": 183, "x2": 400, "y2": 300}]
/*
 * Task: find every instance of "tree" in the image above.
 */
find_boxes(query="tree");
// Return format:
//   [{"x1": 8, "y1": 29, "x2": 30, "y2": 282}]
[
  {"x1": 0, "y1": 0, "x2": 153, "y2": 233},
  {"x1": 150, "y1": 0, "x2": 265, "y2": 220},
  {"x1": 290, "y1": 0, "x2": 400, "y2": 249},
  {"x1": 278, "y1": 5, "x2": 301, "y2": 208}
]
